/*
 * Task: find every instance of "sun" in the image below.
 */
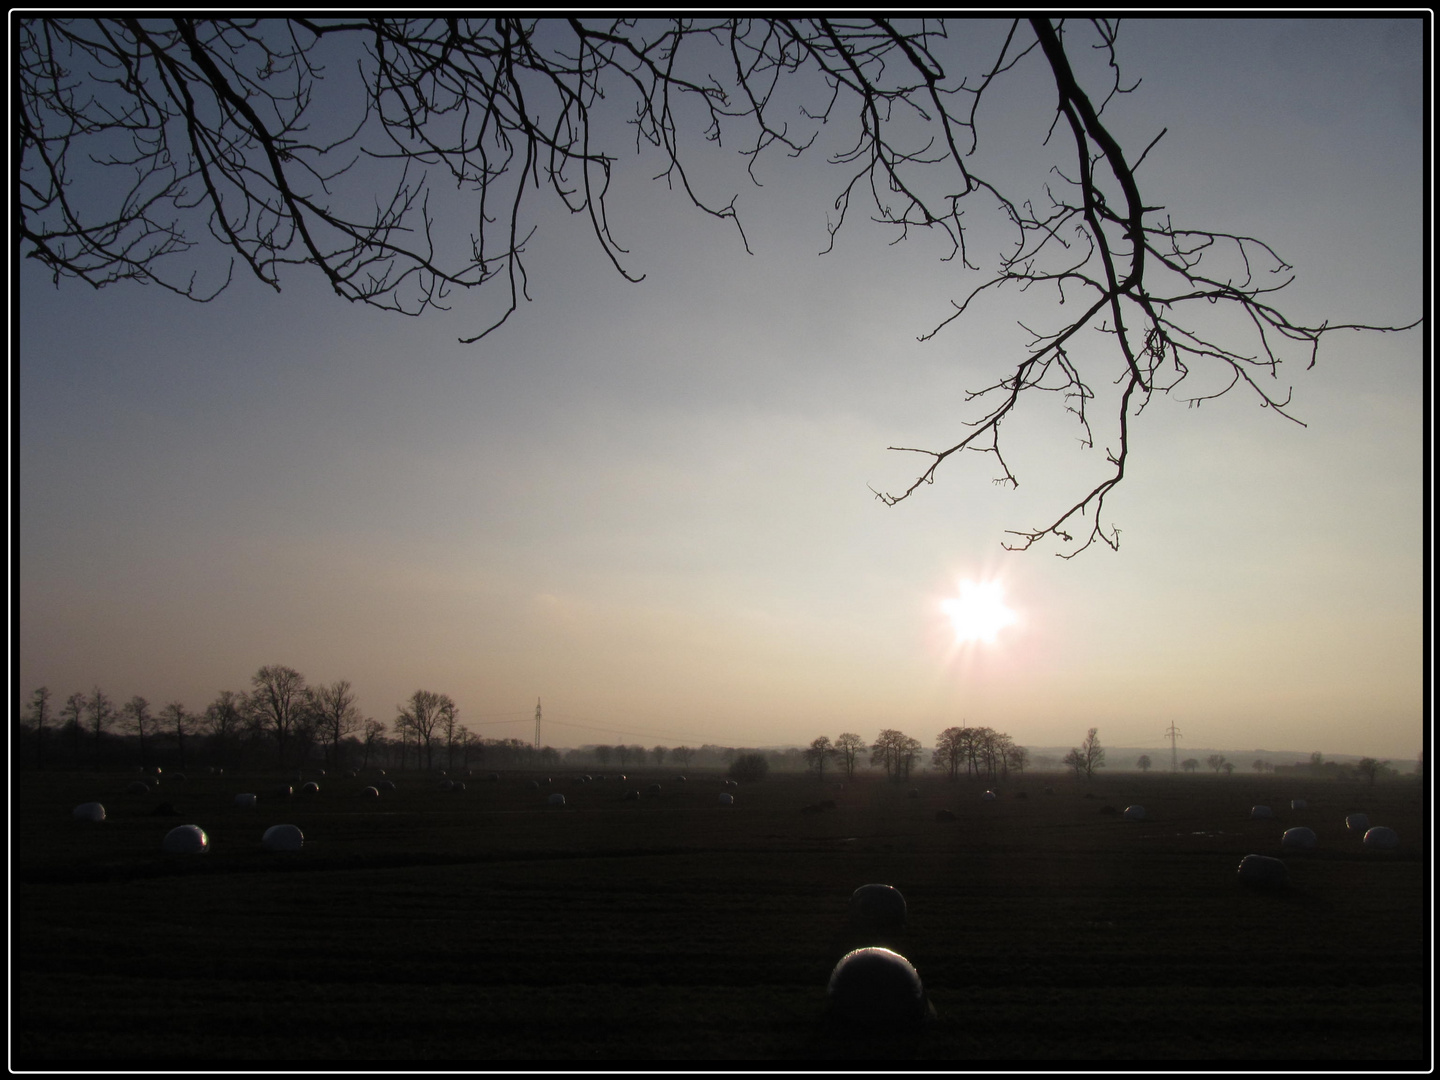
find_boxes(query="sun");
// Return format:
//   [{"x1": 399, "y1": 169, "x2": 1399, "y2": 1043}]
[{"x1": 942, "y1": 580, "x2": 1017, "y2": 645}]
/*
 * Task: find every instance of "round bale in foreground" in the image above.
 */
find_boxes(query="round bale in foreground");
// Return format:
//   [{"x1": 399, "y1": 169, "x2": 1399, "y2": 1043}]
[
  {"x1": 162, "y1": 824, "x2": 209, "y2": 855},
  {"x1": 1282, "y1": 826, "x2": 1317, "y2": 850},
  {"x1": 1345, "y1": 813, "x2": 1369, "y2": 834},
  {"x1": 1363, "y1": 826, "x2": 1399, "y2": 850},
  {"x1": 262, "y1": 824, "x2": 304, "y2": 852},
  {"x1": 1237, "y1": 854, "x2": 1289, "y2": 889},
  {"x1": 1123, "y1": 805, "x2": 1147, "y2": 821},
  {"x1": 73, "y1": 802, "x2": 106, "y2": 822},
  {"x1": 827, "y1": 947, "x2": 930, "y2": 1024},
  {"x1": 850, "y1": 883, "x2": 907, "y2": 927}
]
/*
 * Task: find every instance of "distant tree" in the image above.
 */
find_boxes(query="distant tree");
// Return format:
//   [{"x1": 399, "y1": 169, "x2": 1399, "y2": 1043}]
[
  {"x1": 804, "y1": 736, "x2": 833, "y2": 780},
  {"x1": 594, "y1": 744, "x2": 614, "y2": 767},
  {"x1": 397, "y1": 689, "x2": 454, "y2": 771},
  {"x1": 60, "y1": 691, "x2": 86, "y2": 765},
  {"x1": 160, "y1": 701, "x2": 191, "y2": 770},
  {"x1": 671, "y1": 745, "x2": 694, "y2": 769},
  {"x1": 311, "y1": 680, "x2": 363, "y2": 772},
  {"x1": 934, "y1": 727, "x2": 970, "y2": 781},
  {"x1": 614, "y1": 744, "x2": 632, "y2": 769},
  {"x1": 120, "y1": 695, "x2": 157, "y2": 765},
  {"x1": 833, "y1": 733, "x2": 866, "y2": 780},
  {"x1": 1182, "y1": 758, "x2": 1199, "y2": 774},
  {"x1": 1069, "y1": 728, "x2": 1105, "y2": 780},
  {"x1": 869, "y1": 729, "x2": 906, "y2": 779},
  {"x1": 1206, "y1": 753, "x2": 1226, "y2": 774},
  {"x1": 249, "y1": 665, "x2": 308, "y2": 765},
  {"x1": 1355, "y1": 757, "x2": 1388, "y2": 785},
  {"x1": 1309, "y1": 751, "x2": 1325, "y2": 773},
  {"x1": 26, "y1": 686, "x2": 51, "y2": 769},
  {"x1": 728, "y1": 752, "x2": 769, "y2": 783},
  {"x1": 1005, "y1": 743, "x2": 1029, "y2": 776},
  {"x1": 1252, "y1": 758, "x2": 1269, "y2": 773},
  {"x1": 1222, "y1": 761, "x2": 1235, "y2": 776},
  {"x1": 897, "y1": 735, "x2": 924, "y2": 781},
  {"x1": 1136, "y1": 754, "x2": 1152, "y2": 773},
  {"x1": 628, "y1": 744, "x2": 646, "y2": 767},
  {"x1": 203, "y1": 689, "x2": 245, "y2": 766},
  {"x1": 651, "y1": 745, "x2": 668, "y2": 765},
  {"x1": 86, "y1": 687, "x2": 117, "y2": 762},
  {"x1": 439, "y1": 699, "x2": 460, "y2": 769},
  {"x1": 360, "y1": 717, "x2": 386, "y2": 771}
]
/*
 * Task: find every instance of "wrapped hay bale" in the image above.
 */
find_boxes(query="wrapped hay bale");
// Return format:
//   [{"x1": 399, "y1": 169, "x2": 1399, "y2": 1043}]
[
  {"x1": 275, "y1": 785, "x2": 293, "y2": 798},
  {"x1": 934, "y1": 809, "x2": 957, "y2": 823},
  {"x1": 850, "y1": 883, "x2": 907, "y2": 927},
  {"x1": 1237, "y1": 854, "x2": 1289, "y2": 889},
  {"x1": 301, "y1": 781, "x2": 320, "y2": 794},
  {"x1": 1123, "y1": 805, "x2": 1147, "y2": 821},
  {"x1": 126, "y1": 781, "x2": 151, "y2": 796},
  {"x1": 73, "y1": 802, "x2": 106, "y2": 823},
  {"x1": 982, "y1": 790, "x2": 997, "y2": 801},
  {"x1": 378, "y1": 780, "x2": 396, "y2": 792},
  {"x1": 450, "y1": 781, "x2": 465, "y2": 792},
  {"x1": 547, "y1": 793, "x2": 566, "y2": 807},
  {"x1": 1282, "y1": 826, "x2": 1318, "y2": 850},
  {"x1": 234, "y1": 793, "x2": 257, "y2": 808},
  {"x1": 1290, "y1": 798, "x2": 1307, "y2": 810},
  {"x1": 1250, "y1": 805, "x2": 1274, "y2": 819},
  {"x1": 646, "y1": 783, "x2": 662, "y2": 797},
  {"x1": 1345, "y1": 813, "x2": 1369, "y2": 834},
  {"x1": 361, "y1": 785, "x2": 380, "y2": 798},
  {"x1": 1362, "y1": 826, "x2": 1399, "y2": 850},
  {"x1": 262, "y1": 824, "x2": 304, "y2": 852},
  {"x1": 827, "y1": 947, "x2": 931, "y2": 1024},
  {"x1": 162, "y1": 824, "x2": 209, "y2": 855},
  {"x1": 718, "y1": 792, "x2": 734, "y2": 805}
]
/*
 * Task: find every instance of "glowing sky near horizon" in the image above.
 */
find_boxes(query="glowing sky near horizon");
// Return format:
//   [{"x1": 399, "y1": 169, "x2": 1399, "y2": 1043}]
[{"x1": 15, "y1": 18, "x2": 1426, "y2": 760}]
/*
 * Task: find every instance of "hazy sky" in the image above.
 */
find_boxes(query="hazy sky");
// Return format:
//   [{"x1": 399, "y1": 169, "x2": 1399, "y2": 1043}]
[{"x1": 16, "y1": 18, "x2": 1425, "y2": 760}]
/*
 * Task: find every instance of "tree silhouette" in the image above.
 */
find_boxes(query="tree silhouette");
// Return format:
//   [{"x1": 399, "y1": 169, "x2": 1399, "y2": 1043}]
[
  {"x1": 833, "y1": 733, "x2": 867, "y2": 780},
  {"x1": 18, "y1": 18, "x2": 1418, "y2": 553},
  {"x1": 1181, "y1": 758, "x2": 1199, "y2": 774},
  {"x1": 249, "y1": 665, "x2": 308, "y2": 766},
  {"x1": 1136, "y1": 753, "x2": 1151, "y2": 773},
  {"x1": 1206, "y1": 753, "x2": 1226, "y2": 774},
  {"x1": 805, "y1": 736, "x2": 833, "y2": 780},
  {"x1": 1069, "y1": 727, "x2": 1105, "y2": 779}
]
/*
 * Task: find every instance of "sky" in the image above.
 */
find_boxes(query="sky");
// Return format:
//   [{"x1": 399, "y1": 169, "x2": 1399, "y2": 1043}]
[{"x1": 15, "y1": 18, "x2": 1427, "y2": 760}]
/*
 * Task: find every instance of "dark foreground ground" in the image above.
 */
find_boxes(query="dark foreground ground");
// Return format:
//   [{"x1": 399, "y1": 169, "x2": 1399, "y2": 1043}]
[{"x1": 11, "y1": 767, "x2": 1430, "y2": 1067}]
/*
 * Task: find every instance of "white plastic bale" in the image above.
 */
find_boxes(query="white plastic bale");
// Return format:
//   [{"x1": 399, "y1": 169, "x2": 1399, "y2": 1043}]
[
  {"x1": 1281, "y1": 826, "x2": 1318, "y2": 850},
  {"x1": 1237, "y1": 854, "x2": 1289, "y2": 888},
  {"x1": 1250, "y1": 805, "x2": 1274, "y2": 819},
  {"x1": 547, "y1": 793, "x2": 566, "y2": 807},
  {"x1": 1290, "y1": 799, "x2": 1308, "y2": 810},
  {"x1": 262, "y1": 824, "x2": 304, "y2": 852},
  {"x1": 451, "y1": 781, "x2": 465, "y2": 791},
  {"x1": 1345, "y1": 813, "x2": 1370, "y2": 833},
  {"x1": 126, "y1": 781, "x2": 150, "y2": 795},
  {"x1": 73, "y1": 802, "x2": 106, "y2": 822},
  {"x1": 850, "y1": 883, "x2": 907, "y2": 926},
  {"x1": 162, "y1": 824, "x2": 209, "y2": 855},
  {"x1": 718, "y1": 792, "x2": 734, "y2": 805},
  {"x1": 302, "y1": 781, "x2": 319, "y2": 794},
  {"x1": 234, "y1": 793, "x2": 257, "y2": 808},
  {"x1": 276, "y1": 785, "x2": 293, "y2": 798},
  {"x1": 982, "y1": 790, "x2": 996, "y2": 801},
  {"x1": 378, "y1": 780, "x2": 395, "y2": 791},
  {"x1": 361, "y1": 785, "x2": 379, "y2": 797},
  {"x1": 1123, "y1": 805, "x2": 1147, "y2": 821},
  {"x1": 1363, "y1": 826, "x2": 1399, "y2": 849},
  {"x1": 827, "y1": 947, "x2": 927, "y2": 1023}
]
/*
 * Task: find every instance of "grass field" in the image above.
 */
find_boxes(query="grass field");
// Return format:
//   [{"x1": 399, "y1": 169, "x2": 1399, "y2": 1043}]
[{"x1": 11, "y1": 767, "x2": 1430, "y2": 1066}]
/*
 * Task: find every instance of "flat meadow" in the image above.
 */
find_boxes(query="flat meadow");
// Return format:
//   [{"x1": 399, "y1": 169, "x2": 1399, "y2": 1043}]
[{"x1": 11, "y1": 766, "x2": 1430, "y2": 1066}]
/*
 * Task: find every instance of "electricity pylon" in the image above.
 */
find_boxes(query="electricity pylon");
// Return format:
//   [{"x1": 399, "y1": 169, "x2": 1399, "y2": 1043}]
[
  {"x1": 534, "y1": 698, "x2": 542, "y2": 750},
  {"x1": 1164, "y1": 722, "x2": 1183, "y2": 772}
]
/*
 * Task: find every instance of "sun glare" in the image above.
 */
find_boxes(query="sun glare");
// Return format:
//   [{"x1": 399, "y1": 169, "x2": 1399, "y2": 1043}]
[{"x1": 942, "y1": 580, "x2": 1017, "y2": 645}]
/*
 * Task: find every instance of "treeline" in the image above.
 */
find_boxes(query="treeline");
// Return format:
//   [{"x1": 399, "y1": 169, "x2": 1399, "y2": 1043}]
[
  {"x1": 799, "y1": 726, "x2": 1032, "y2": 783},
  {"x1": 16, "y1": 667, "x2": 567, "y2": 774}
]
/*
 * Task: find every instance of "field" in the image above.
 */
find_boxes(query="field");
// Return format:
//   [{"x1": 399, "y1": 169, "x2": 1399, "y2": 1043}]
[{"x1": 11, "y1": 766, "x2": 1431, "y2": 1067}]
